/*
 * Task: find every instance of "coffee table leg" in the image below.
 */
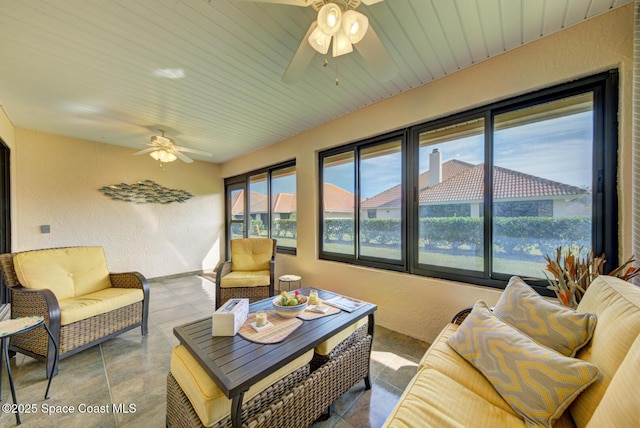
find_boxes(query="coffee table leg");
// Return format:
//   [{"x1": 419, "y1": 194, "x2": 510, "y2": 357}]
[
  {"x1": 231, "y1": 391, "x2": 245, "y2": 428},
  {"x1": 364, "y1": 313, "x2": 375, "y2": 390}
]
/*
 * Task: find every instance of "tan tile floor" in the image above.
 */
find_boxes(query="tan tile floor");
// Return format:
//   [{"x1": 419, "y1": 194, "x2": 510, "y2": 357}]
[{"x1": 0, "y1": 275, "x2": 429, "y2": 428}]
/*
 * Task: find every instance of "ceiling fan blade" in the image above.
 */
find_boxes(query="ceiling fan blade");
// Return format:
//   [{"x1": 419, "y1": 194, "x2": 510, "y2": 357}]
[
  {"x1": 175, "y1": 145, "x2": 213, "y2": 156},
  {"x1": 132, "y1": 148, "x2": 156, "y2": 156},
  {"x1": 234, "y1": 0, "x2": 314, "y2": 6},
  {"x1": 354, "y1": 26, "x2": 398, "y2": 82},
  {"x1": 361, "y1": 0, "x2": 385, "y2": 5},
  {"x1": 174, "y1": 151, "x2": 194, "y2": 163},
  {"x1": 282, "y1": 21, "x2": 319, "y2": 84}
]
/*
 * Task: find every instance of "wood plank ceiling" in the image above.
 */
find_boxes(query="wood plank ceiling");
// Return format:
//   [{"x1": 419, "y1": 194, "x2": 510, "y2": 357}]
[{"x1": 0, "y1": 0, "x2": 630, "y2": 163}]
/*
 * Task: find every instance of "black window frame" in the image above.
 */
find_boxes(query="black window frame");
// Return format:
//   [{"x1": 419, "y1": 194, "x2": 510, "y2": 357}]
[
  {"x1": 224, "y1": 159, "x2": 297, "y2": 255},
  {"x1": 319, "y1": 130, "x2": 408, "y2": 272},
  {"x1": 318, "y1": 71, "x2": 619, "y2": 294}
]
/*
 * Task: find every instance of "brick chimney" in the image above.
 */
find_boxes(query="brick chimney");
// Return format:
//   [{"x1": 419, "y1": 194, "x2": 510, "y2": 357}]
[{"x1": 429, "y1": 148, "x2": 442, "y2": 187}]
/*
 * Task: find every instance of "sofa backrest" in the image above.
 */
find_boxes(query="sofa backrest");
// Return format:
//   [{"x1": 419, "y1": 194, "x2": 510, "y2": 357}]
[
  {"x1": 13, "y1": 246, "x2": 112, "y2": 300},
  {"x1": 585, "y1": 333, "x2": 640, "y2": 426},
  {"x1": 571, "y1": 275, "x2": 640, "y2": 427},
  {"x1": 230, "y1": 238, "x2": 275, "y2": 272}
]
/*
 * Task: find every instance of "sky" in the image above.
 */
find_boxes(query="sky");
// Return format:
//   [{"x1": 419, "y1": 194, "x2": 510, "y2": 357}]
[
  {"x1": 248, "y1": 110, "x2": 593, "y2": 200},
  {"x1": 324, "y1": 110, "x2": 593, "y2": 199}
]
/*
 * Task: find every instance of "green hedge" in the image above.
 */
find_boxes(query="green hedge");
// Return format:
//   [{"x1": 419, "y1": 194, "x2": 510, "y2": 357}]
[
  {"x1": 317, "y1": 217, "x2": 590, "y2": 254},
  {"x1": 274, "y1": 219, "x2": 297, "y2": 237}
]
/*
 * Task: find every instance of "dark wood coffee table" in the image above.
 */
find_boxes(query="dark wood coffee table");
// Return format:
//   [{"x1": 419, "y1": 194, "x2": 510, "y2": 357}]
[{"x1": 173, "y1": 287, "x2": 376, "y2": 428}]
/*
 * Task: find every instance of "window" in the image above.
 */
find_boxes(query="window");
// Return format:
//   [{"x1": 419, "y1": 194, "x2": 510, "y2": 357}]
[
  {"x1": 271, "y1": 165, "x2": 297, "y2": 248},
  {"x1": 492, "y1": 94, "x2": 594, "y2": 278},
  {"x1": 249, "y1": 173, "x2": 268, "y2": 238},
  {"x1": 319, "y1": 71, "x2": 618, "y2": 292},
  {"x1": 321, "y1": 152, "x2": 355, "y2": 257},
  {"x1": 320, "y1": 132, "x2": 406, "y2": 268},
  {"x1": 416, "y1": 118, "x2": 485, "y2": 272},
  {"x1": 224, "y1": 160, "x2": 296, "y2": 254}
]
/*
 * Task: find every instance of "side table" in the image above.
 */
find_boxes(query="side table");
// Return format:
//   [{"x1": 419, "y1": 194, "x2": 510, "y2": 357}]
[
  {"x1": 278, "y1": 274, "x2": 301, "y2": 292},
  {"x1": 0, "y1": 316, "x2": 58, "y2": 425}
]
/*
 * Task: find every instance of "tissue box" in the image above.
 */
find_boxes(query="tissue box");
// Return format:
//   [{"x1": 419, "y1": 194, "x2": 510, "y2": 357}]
[{"x1": 212, "y1": 298, "x2": 249, "y2": 336}]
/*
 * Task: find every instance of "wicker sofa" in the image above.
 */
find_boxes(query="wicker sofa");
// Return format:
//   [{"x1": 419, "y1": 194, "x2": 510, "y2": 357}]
[
  {"x1": 166, "y1": 319, "x2": 371, "y2": 427},
  {"x1": 383, "y1": 275, "x2": 640, "y2": 427},
  {"x1": 0, "y1": 246, "x2": 149, "y2": 376}
]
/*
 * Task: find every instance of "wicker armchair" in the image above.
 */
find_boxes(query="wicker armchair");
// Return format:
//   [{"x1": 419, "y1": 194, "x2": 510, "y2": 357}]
[
  {"x1": 214, "y1": 238, "x2": 276, "y2": 309},
  {"x1": 0, "y1": 247, "x2": 149, "y2": 377}
]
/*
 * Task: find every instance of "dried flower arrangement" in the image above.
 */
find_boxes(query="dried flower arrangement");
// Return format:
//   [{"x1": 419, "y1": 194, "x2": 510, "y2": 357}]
[{"x1": 544, "y1": 246, "x2": 640, "y2": 309}]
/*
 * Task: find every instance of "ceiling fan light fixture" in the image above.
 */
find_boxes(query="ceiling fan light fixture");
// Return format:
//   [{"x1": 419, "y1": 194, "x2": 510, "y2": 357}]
[
  {"x1": 342, "y1": 10, "x2": 368, "y2": 44},
  {"x1": 332, "y1": 28, "x2": 353, "y2": 57},
  {"x1": 317, "y1": 3, "x2": 342, "y2": 36},
  {"x1": 150, "y1": 150, "x2": 177, "y2": 163},
  {"x1": 308, "y1": 25, "x2": 332, "y2": 54}
]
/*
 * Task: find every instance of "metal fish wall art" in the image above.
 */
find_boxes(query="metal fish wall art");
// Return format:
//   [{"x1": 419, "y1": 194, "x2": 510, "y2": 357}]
[{"x1": 99, "y1": 180, "x2": 193, "y2": 204}]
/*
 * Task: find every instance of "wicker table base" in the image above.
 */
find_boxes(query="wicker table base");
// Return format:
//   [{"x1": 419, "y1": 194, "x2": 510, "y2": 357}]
[{"x1": 167, "y1": 332, "x2": 372, "y2": 428}]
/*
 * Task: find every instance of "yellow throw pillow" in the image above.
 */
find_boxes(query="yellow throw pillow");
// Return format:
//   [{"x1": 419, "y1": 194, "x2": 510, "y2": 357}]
[
  {"x1": 447, "y1": 301, "x2": 599, "y2": 428},
  {"x1": 493, "y1": 276, "x2": 596, "y2": 357}
]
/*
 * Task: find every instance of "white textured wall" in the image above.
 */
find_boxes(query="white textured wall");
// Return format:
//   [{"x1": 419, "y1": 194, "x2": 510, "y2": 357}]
[
  {"x1": 12, "y1": 128, "x2": 224, "y2": 278},
  {"x1": 224, "y1": 5, "x2": 634, "y2": 343}
]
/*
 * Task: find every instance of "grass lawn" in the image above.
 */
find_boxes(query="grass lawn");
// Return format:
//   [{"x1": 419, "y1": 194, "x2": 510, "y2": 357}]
[{"x1": 322, "y1": 241, "x2": 546, "y2": 278}]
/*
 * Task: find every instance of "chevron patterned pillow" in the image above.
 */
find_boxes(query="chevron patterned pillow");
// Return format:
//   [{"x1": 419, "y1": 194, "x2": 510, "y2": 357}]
[
  {"x1": 493, "y1": 276, "x2": 596, "y2": 357},
  {"x1": 447, "y1": 301, "x2": 599, "y2": 428}
]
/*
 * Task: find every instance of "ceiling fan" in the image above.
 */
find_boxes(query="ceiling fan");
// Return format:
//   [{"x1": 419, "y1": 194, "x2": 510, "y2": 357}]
[
  {"x1": 239, "y1": 0, "x2": 398, "y2": 83},
  {"x1": 132, "y1": 131, "x2": 213, "y2": 163}
]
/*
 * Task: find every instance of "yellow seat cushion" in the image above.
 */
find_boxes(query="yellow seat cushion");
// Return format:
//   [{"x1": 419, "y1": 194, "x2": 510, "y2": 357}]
[
  {"x1": 383, "y1": 368, "x2": 526, "y2": 428},
  {"x1": 417, "y1": 323, "x2": 517, "y2": 416},
  {"x1": 14, "y1": 247, "x2": 111, "y2": 300},
  {"x1": 315, "y1": 316, "x2": 368, "y2": 356},
  {"x1": 59, "y1": 288, "x2": 144, "y2": 326},
  {"x1": 171, "y1": 345, "x2": 313, "y2": 427},
  {"x1": 219, "y1": 270, "x2": 270, "y2": 288},
  {"x1": 230, "y1": 239, "x2": 274, "y2": 272}
]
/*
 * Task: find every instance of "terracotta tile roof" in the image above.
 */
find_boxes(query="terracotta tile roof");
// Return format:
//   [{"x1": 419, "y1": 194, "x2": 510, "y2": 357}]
[
  {"x1": 272, "y1": 192, "x2": 296, "y2": 213},
  {"x1": 323, "y1": 183, "x2": 356, "y2": 212},
  {"x1": 231, "y1": 184, "x2": 355, "y2": 215},
  {"x1": 419, "y1": 164, "x2": 588, "y2": 203},
  {"x1": 362, "y1": 159, "x2": 475, "y2": 209},
  {"x1": 230, "y1": 190, "x2": 268, "y2": 215}
]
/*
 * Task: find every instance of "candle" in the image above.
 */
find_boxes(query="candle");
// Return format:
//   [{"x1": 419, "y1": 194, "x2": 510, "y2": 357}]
[
  {"x1": 309, "y1": 290, "x2": 319, "y2": 306},
  {"x1": 256, "y1": 311, "x2": 267, "y2": 327}
]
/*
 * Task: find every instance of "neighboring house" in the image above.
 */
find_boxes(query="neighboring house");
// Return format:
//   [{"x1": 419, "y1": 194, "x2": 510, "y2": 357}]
[
  {"x1": 272, "y1": 192, "x2": 296, "y2": 220},
  {"x1": 230, "y1": 183, "x2": 356, "y2": 222},
  {"x1": 362, "y1": 150, "x2": 589, "y2": 219},
  {"x1": 322, "y1": 183, "x2": 357, "y2": 219}
]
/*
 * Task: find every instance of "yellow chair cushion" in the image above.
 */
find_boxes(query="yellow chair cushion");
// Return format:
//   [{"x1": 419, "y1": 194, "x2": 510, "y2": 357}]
[
  {"x1": 315, "y1": 316, "x2": 368, "y2": 356},
  {"x1": 571, "y1": 276, "x2": 640, "y2": 427},
  {"x1": 219, "y1": 270, "x2": 270, "y2": 288},
  {"x1": 586, "y1": 333, "x2": 640, "y2": 427},
  {"x1": 230, "y1": 239, "x2": 273, "y2": 272},
  {"x1": 59, "y1": 288, "x2": 144, "y2": 326},
  {"x1": 14, "y1": 247, "x2": 112, "y2": 300},
  {"x1": 171, "y1": 345, "x2": 313, "y2": 427}
]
